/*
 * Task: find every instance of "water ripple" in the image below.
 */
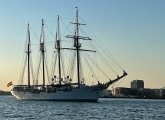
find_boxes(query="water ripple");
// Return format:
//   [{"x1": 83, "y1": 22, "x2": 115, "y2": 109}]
[{"x1": 0, "y1": 96, "x2": 165, "y2": 120}]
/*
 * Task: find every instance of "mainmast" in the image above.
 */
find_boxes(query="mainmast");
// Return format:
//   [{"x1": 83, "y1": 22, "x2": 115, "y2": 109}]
[
  {"x1": 56, "y1": 15, "x2": 62, "y2": 85},
  {"x1": 40, "y1": 19, "x2": 46, "y2": 86},
  {"x1": 75, "y1": 8, "x2": 81, "y2": 86},
  {"x1": 66, "y1": 7, "x2": 93, "y2": 87},
  {"x1": 27, "y1": 23, "x2": 31, "y2": 87}
]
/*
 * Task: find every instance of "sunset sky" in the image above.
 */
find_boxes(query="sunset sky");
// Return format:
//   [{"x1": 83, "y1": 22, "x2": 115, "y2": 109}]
[{"x1": 0, "y1": 0, "x2": 165, "y2": 91}]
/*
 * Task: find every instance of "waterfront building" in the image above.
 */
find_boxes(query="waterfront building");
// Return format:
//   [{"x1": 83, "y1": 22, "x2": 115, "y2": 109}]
[
  {"x1": 131, "y1": 80, "x2": 144, "y2": 89},
  {"x1": 113, "y1": 87, "x2": 137, "y2": 97},
  {"x1": 160, "y1": 87, "x2": 165, "y2": 97}
]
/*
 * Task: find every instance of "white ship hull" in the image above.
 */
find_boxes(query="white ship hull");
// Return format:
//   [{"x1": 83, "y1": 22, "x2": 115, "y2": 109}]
[{"x1": 11, "y1": 86, "x2": 98, "y2": 102}]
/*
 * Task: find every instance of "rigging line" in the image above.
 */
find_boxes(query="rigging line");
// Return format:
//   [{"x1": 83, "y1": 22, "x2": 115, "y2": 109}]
[
  {"x1": 69, "y1": 53, "x2": 74, "y2": 78},
  {"x1": 20, "y1": 58, "x2": 27, "y2": 84},
  {"x1": 33, "y1": 52, "x2": 39, "y2": 85},
  {"x1": 30, "y1": 46, "x2": 40, "y2": 52},
  {"x1": 83, "y1": 52, "x2": 94, "y2": 81},
  {"x1": 95, "y1": 53, "x2": 100, "y2": 81},
  {"x1": 70, "y1": 51, "x2": 76, "y2": 79},
  {"x1": 51, "y1": 50, "x2": 57, "y2": 78},
  {"x1": 79, "y1": 55, "x2": 84, "y2": 83},
  {"x1": 78, "y1": 32, "x2": 96, "y2": 52},
  {"x1": 77, "y1": 16, "x2": 94, "y2": 40},
  {"x1": 79, "y1": 27, "x2": 90, "y2": 39},
  {"x1": 30, "y1": 56, "x2": 35, "y2": 84},
  {"x1": 20, "y1": 36, "x2": 29, "y2": 84},
  {"x1": 92, "y1": 41, "x2": 114, "y2": 65},
  {"x1": 99, "y1": 43, "x2": 124, "y2": 70},
  {"x1": 78, "y1": 14, "x2": 87, "y2": 25},
  {"x1": 19, "y1": 54, "x2": 28, "y2": 84},
  {"x1": 83, "y1": 54, "x2": 100, "y2": 79},
  {"x1": 61, "y1": 16, "x2": 74, "y2": 37},
  {"x1": 68, "y1": 51, "x2": 76, "y2": 78},
  {"x1": 113, "y1": 77, "x2": 126, "y2": 89},
  {"x1": 34, "y1": 53, "x2": 41, "y2": 85},
  {"x1": 95, "y1": 50, "x2": 117, "y2": 75},
  {"x1": 66, "y1": 51, "x2": 73, "y2": 76},
  {"x1": 83, "y1": 55, "x2": 98, "y2": 83},
  {"x1": 95, "y1": 47, "x2": 118, "y2": 75},
  {"x1": 30, "y1": 43, "x2": 40, "y2": 46},
  {"x1": 88, "y1": 52, "x2": 113, "y2": 77},
  {"x1": 33, "y1": 52, "x2": 38, "y2": 85},
  {"x1": 67, "y1": 51, "x2": 75, "y2": 77},
  {"x1": 94, "y1": 38, "x2": 124, "y2": 70},
  {"x1": 80, "y1": 55, "x2": 92, "y2": 83},
  {"x1": 19, "y1": 32, "x2": 29, "y2": 84},
  {"x1": 85, "y1": 53, "x2": 110, "y2": 79},
  {"x1": 78, "y1": 18, "x2": 124, "y2": 70},
  {"x1": 80, "y1": 56, "x2": 89, "y2": 81},
  {"x1": 30, "y1": 51, "x2": 36, "y2": 85},
  {"x1": 83, "y1": 54, "x2": 99, "y2": 82},
  {"x1": 51, "y1": 34, "x2": 57, "y2": 79},
  {"x1": 100, "y1": 56, "x2": 118, "y2": 75},
  {"x1": 80, "y1": 42, "x2": 95, "y2": 53},
  {"x1": 53, "y1": 53, "x2": 58, "y2": 76},
  {"x1": 29, "y1": 26, "x2": 40, "y2": 43},
  {"x1": 60, "y1": 52, "x2": 66, "y2": 78},
  {"x1": 78, "y1": 52, "x2": 82, "y2": 83},
  {"x1": 60, "y1": 40, "x2": 71, "y2": 43},
  {"x1": 19, "y1": 51, "x2": 27, "y2": 84},
  {"x1": 45, "y1": 41, "x2": 55, "y2": 44},
  {"x1": 45, "y1": 54, "x2": 50, "y2": 85},
  {"x1": 45, "y1": 23, "x2": 55, "y2": 37},
  {"x1": 82, "y1": 53, "x2": 99, "y2": 82}
]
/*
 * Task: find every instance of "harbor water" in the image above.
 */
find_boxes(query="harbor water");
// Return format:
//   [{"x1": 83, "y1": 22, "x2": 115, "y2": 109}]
[{"x1": 0, "y1": 96, "x2": 165, "y2": 120}]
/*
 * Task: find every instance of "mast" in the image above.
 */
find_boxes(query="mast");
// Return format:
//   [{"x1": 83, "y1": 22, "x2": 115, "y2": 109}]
[
  {"x1": 75, "y1": 8, "x2": 81, "y2": 87},
  {"x1": 27, "y1": 23, "x2": 31, "y2": 87},
  {"x1": 40, "y1": 19, "x2": 45, "y2": 86},
  {"x1": 65, "y1": 7, "x2": 93, "y2": 87},
  {"x1": 56, "y1": 15, "x2": 62, "y2": 85}
]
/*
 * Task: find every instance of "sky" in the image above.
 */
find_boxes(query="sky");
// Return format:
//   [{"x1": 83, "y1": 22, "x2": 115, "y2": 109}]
[{"x1": 0, "y1": 0, "x2": 165, "y2": 91}]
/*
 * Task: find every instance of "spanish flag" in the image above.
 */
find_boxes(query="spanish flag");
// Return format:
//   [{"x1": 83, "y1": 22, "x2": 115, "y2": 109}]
[{"x1": 7, "y1": 81, "x2": 13, "y2": 87}]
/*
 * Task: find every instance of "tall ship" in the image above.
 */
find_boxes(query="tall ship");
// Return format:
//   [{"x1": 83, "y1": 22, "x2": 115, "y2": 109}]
[{"x1": 11, "y1": 8, "x2": 127, "y2": 102}]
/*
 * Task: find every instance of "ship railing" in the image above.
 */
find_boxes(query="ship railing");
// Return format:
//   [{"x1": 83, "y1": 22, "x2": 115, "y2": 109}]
[{"x1": 13, "y1": 83, "x2": 79, "y2": 92}]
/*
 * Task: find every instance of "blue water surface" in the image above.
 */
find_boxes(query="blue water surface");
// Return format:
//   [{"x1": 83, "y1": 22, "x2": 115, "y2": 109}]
[{"x1": 0, "y1": 96, "x2": 165, "y2": 120}]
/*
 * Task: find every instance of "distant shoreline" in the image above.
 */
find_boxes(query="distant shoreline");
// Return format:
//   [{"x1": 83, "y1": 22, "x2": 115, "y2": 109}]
[
  {"x1": 0, "y1": 91, "x2": 11, "y2": 95},
  {"x1": 99, "y1": 96, "x2": 165, "y2": 99},
  {"x1": 1, "y1": 92, "x2": 164, "y2": 99}
]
